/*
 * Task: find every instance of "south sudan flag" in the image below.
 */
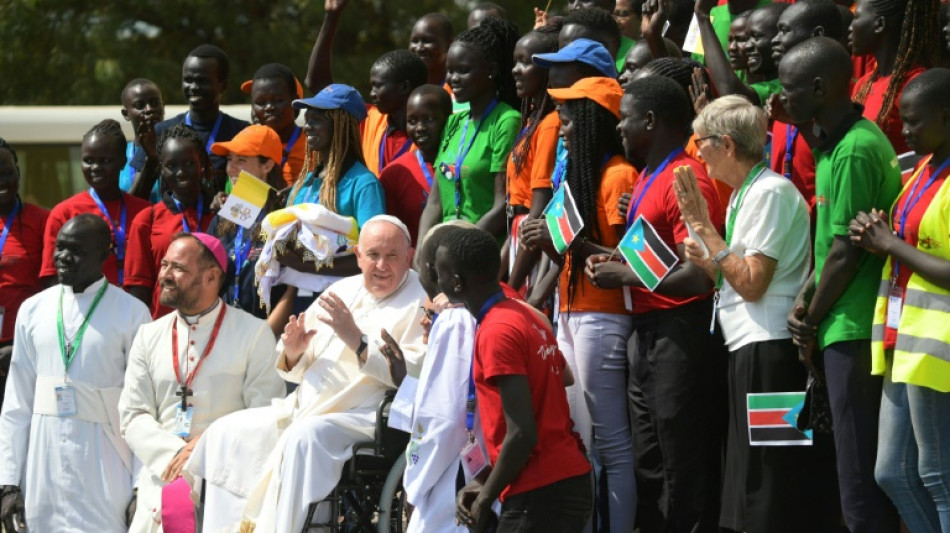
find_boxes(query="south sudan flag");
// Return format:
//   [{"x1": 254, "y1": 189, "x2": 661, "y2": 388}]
[
  {"x1": 618, "y1": 215, "x2": 679, "y2": 292},
  {"x1": 747, "y1": 392, "x2": 812, "y2": 446},
  {"x1": 543, "y1": 182, "x2": 584, "y2": 254}
]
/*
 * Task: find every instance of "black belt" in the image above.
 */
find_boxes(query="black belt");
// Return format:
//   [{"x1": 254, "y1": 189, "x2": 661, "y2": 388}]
[{"x1": 506, "y1": 204, "x2": 530, "y2": 218}]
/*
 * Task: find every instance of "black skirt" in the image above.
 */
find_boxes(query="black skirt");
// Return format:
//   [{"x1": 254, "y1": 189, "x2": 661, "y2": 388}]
[{"x1": 719, "y1": 338, "x2": 841, "y2": 533}]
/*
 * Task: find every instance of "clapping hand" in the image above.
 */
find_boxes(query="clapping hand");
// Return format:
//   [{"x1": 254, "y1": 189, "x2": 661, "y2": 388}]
[
  {"x1": 585, "y1": 253, "x2": 630, "y2": 289},
  {"x1": 689, "y1": 67, "x2": 710, "y2": 116},
  {"x1": 672, "y1": 165, "x2": 710, "y2": 230},
  {"x1": 316, "y1": 292, "x2": 362, "y2": 351},
  {"x1": 849, "y1": 208, "x2": 894, "y2": 256},
  {"x1": 380, "y1": 329, "x2": 407, "y2": 386},
  {"x1": 282, "y1": 313, "x2": 317, "y2": 363}
]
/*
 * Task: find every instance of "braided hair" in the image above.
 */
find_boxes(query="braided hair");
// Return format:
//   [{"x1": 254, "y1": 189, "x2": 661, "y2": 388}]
[
  {"x1": 454, "y1": 16, "x2": 521, "y2": 109},
  {"x1": 852, "y1": 0, "x2": 941, "y2": 134},
  {"x1": 157, "y1": 124, "x2": 214, "y2": 198},
  {"x1": 513, "y1": 21, "x2": 562, "y2": 177},
  {"x1": 563, "y1": 98, "x2": 623, "y2": 310},
  {"x1": 83, "y1": 118, "x2": 128, "y2": 166},
  {"x1": 289, "y1": 108, "x2": 364, "y2": 212}
]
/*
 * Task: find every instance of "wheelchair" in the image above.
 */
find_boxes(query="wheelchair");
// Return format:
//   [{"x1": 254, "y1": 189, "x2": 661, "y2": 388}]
[{"x1": 303, "y1": 390, "x2": 411, "y2": 532}]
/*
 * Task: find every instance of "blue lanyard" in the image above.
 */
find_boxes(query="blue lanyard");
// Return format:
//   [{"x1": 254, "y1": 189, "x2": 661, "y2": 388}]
[
  {"x1": 627, "y1": 148, "x2": 683, "y2": 227},
  {"x1": 0, "y1": 199, "x2": 21, "y2": 261},
  {"x1": 783, "y1": 125, "x2": 798, "y2": 180},
  {"x1": 415, "y1": 149, "x2": 434, "y2": 210},
  {"x1": 282, "y1": 126, "x2": 302, "y2": 167},
  {"x1": 451, "y1": 100, "x2": 499, "y2": 217},
  {"x1": 892, "y1": 157, "x2": 950, "y2": 281},
  {"x1": 185, "y1": 112, "x2": 224, "y2": 154},
  {"x1": 232, "y1": 226, "x2": 254, "y2": 301},
  {"x1": 468, "y1": 290, "x2": 507, "y2": 432},
  {"x1": 551, "y1": 145, "x2": 568, "y2": 191},
  {"x1": 172, "y1": 195, "x2": 204, "y2": 233},
  {"x1": 379, "y1": 128, "x2": 412, "y2": 174},
  {"x1": 88, "y1": 189, "x2": 128, "y2": 285}
]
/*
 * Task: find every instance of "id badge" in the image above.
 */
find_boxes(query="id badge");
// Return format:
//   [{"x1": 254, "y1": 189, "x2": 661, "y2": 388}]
[
  {"x1": 460, "y1": 436, "x2": 488, "y2": 481},
  {"x1": 439, "y1": 162, "x2": 456, "y2": 181},
  {"x1": 55, "y1": 384, "x2": 77, "y2": 417},
  {"x1": 887, "y1": 286, "x2": 903, "y2": 329},
  {"x1": 174, "y1": 405, "x2": 194, "y2": 438}
]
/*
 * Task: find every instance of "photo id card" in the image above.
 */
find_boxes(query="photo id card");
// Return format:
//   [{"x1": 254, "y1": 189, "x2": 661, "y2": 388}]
[
  {"x1": 461, "y1": 437, "x2": 488, "y2": 481},
  {"x1": 55, "y1": 384, "x2": 77, "y2": 417},
  {"x1": 174, "y1": 405, "x2": 194, "y2": 438},
  {"x1": 887, "y1": 286, "x2": 903, "y2": 330}
]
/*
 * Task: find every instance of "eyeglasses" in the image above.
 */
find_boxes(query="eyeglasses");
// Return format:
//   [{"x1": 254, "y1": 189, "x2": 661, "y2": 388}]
[
  {"x1": 613, "y1": 9, "x2": 633, "y2": 16},
  {"x1": 696, "y1": 135, "x2": 720, "y2": 145}
]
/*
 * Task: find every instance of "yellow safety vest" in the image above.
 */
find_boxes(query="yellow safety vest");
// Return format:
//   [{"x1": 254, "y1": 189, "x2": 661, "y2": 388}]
[{"x1": 871, "y1": 156, "x2": 950, "y2": 392}]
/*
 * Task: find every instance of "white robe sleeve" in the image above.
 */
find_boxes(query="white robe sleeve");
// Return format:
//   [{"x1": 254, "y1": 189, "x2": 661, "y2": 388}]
[
  {"x1": 118, "y1": 328, "x2": 185, "y2": 479},
  {"x1": 0, "y1": 311, "x2": 38, "y2": 486},
  {"x1": 242, "y1": 321, "x2": 284, "y2": 408}
]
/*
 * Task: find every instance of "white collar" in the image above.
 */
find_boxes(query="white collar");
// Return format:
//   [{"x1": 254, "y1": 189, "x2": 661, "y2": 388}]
[{"x1": 177, "y1": 298, "x2": 222, "y2": 326}]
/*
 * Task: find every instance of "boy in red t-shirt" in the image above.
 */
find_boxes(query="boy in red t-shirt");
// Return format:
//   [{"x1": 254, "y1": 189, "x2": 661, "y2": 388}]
[{"x1": 435, "y1": 228, "x2": 592, "y2": 533}]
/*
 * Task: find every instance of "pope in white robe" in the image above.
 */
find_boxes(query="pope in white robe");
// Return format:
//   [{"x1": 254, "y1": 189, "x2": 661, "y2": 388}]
[
  {"x1": 0, "y1": 216, "x2": 152, "y2": 533},
  {"x1": 118, "y1": 233, "x2": 285, "y2": 533},
  {"x1": 187, "y1": 216, "x2": 426, "y2": 533}
]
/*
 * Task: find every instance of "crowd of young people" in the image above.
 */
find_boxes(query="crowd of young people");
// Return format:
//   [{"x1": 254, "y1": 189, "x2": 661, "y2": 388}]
[{"x1": 2, "y1": 0, "x2": 950, "y2": 531}]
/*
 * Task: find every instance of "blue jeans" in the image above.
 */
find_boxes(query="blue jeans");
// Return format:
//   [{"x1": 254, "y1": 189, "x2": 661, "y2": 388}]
[
  {"x1": 876, "y1": 367, "x2": 950, "y2": 533},
  {"x1": 558, "y1": 312, "x2": 636, "y2": 532}
]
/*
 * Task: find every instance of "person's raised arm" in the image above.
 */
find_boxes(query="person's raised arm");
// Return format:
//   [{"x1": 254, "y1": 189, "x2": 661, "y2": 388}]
[
  {"x1": 641, "y1": 0, "x2": 671, "y2": 60},
  {"x1": 305, "y1": 0, "x2": 349, "y2": 94},
  {"x1": 694, "y1": 0, "x2": 759, "y2": 103}
]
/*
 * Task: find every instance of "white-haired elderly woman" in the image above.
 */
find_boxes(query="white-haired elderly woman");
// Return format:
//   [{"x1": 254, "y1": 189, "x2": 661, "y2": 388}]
[{"x1": 672, "y1": 95, "x2": 839, "y2": 533}]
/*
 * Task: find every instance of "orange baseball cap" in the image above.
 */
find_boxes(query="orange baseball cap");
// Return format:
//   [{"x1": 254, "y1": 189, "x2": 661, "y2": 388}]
[
  {"x1": 211, "y1": 124, "x2": 283, "y2": 164},
  {"x1": 547, "y1": 77, "x2": 624, "y2": 119}
]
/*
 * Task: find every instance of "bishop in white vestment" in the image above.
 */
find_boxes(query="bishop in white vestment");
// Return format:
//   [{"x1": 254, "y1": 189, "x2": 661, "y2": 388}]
[
  {"x1": 0, "y1": 215, "x2": 152, "y2": 532},
  {"x1": 188, "y1": 216, "x2": 427, "y2": 533},
  {"x1": 118, "y1": 233, "x2": 285, "y2": 533}
]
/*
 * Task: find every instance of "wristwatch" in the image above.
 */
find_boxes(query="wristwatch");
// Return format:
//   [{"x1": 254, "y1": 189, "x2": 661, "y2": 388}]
[
  {"x1": 356, "y1": 334, "x2": 368, "y2": 357},
  {"x1": 712, "y1": 249, "x2": 733, "y2": 267}
]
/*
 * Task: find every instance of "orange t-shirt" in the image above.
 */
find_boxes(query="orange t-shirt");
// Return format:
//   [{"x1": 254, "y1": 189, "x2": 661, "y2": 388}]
[
  {"x1": 559, "y1": 155, "x2": 637, "y2": 314},
  {"x1": 281, "y1": 127, "x2": 307, "y2": 186},
  {"x1": 506, "y1": 111, "x2": 560, "y2": 208},
  {"x1": 361, "y1": 105, "x2": 412, "y2": 177}
]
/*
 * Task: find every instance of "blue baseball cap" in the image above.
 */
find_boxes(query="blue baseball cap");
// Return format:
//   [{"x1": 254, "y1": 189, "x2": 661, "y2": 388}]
[
  {"x1": 293, "y1": 83, "x2": 367, "y2": 122},
  {"x1": 532, "y1": 39, "x2": 617, "y2": 79}
]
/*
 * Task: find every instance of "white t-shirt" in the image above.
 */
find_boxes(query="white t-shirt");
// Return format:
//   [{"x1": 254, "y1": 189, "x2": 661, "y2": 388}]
[{"x1": 717, "y1": 168, "x2": 811, "y2": 351}]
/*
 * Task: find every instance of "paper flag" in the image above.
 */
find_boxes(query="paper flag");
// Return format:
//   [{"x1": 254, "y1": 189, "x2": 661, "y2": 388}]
[{"x1": 219, "y1": 170, "x2": 271, "y2": 229}]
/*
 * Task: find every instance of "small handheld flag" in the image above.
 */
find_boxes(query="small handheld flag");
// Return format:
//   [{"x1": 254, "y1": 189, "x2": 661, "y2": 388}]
[
  {"x1": 617, "y1": 215, "x2": 678, "y2": 292},
  {"x1": 747, "y1": 392, "x2": 812, "y2": 446},
  {"x1": 543, "y1": 182, "x2": 585, "y2": 254},
  {"x1": 219, "y1": 171, "x2": 272, "y2": 229}
]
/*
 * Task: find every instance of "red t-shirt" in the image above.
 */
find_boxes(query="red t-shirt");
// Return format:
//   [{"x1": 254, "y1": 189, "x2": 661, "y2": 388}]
[
  {"x1": 770, "y1": 121, "x2": 816, "y2": 216},
  {"x1": 884, "y1": 157, "x2": 950, "y2": 348},
  {"x1": 474, "y1": 297, "x2": 591, "y2": 500},
  {"x1": 853, "y1": 66, "x2": 925, "y2": 155},
  {"x1": 41, "y1": 190, "x2": 151, "y2": 285},
  {"x1": 0, "y1": 202, "x2": 49, "y2": 342},
  {"x1": 124, "y1": 198, "x2": 214, "y2": 318},
  {"x1": 378, "y1": 149, "x2": 431, "y2": 246},
  {"x1": 625, "y1": 152, "x2": 724, "y2": 314}
]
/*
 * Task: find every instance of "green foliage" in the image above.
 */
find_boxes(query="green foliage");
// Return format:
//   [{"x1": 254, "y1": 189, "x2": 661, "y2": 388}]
[{"x1": 0, "y1": 0, "x2": 549, "y2": 105}]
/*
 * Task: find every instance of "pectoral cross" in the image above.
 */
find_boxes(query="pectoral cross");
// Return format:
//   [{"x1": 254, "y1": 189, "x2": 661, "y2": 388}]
[{"x1": 176, "y1": 385, "x2": 193, "y2": 411}]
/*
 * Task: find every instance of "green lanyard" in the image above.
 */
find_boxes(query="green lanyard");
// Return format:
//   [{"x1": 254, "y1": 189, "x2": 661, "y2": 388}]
[
  {"x1": 57, "y1": 281, "x2": 108, "y2": 375},
  {"x1": 717, "y1": 162, "x2": 766, "y2": 290}
]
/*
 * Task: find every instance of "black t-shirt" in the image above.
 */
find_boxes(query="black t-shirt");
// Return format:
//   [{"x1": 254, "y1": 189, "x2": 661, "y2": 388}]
[{"x1": 131, "y1": 111, "x2": 250, "y2": 177}]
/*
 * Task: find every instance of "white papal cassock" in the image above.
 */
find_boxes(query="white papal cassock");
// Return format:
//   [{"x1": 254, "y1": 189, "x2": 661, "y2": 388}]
[
  {"x1": 187, "y1": 271, "x2": 426, "y2": 533},
  {"x1": 0, "y1": 278, "x2": 151, "y2": 532},
  {"x1": 118, "y1": 299, "x2": 285, "y2": 533}
]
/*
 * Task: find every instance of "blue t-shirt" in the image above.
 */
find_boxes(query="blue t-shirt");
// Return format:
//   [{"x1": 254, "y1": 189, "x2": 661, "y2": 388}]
[
  {"x1": 120, "y1": 142, "x2": 162, "y2": 202},
  {"x1": 287, "y1": 160, "x2": 385, "y2": 228}
]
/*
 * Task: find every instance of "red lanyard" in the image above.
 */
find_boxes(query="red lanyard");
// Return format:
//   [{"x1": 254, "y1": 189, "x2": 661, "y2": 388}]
[{"x1": 171, "y1": 302, "x2": 227, "y2": 390}]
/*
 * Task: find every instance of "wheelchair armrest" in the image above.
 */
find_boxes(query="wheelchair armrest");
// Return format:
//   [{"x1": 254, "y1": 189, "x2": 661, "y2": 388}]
[{"x1": 375, "y1": 389, "x2": 398, "y2": 453}]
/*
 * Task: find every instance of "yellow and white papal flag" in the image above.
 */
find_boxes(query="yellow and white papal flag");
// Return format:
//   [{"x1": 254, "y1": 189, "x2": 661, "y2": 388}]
[{"x1": 218, "y1": 171, "x2": 272, "y2": 229}]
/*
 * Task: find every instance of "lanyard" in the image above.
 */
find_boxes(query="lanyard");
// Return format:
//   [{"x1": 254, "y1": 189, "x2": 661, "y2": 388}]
[
  {"x1": 0, "y1": 198, "x2": 21, "y2": 261},
  {"x1": 627, "y1": 148, "x2": 684, "y2": 227},
  {"x1": 232, "y1": 226, "x2": 254, "y2": 301},
  {"x1": 468, "y1": 290, "x2": 507, "y2": 432},
  {"x1": 185, "y1": 112, "x2": 224, "y2": 155},
  {"x1": 415, "y1": 149, "x2": 434, "y2": 211},
  {"x1": 379, "y1": 128, "x2": 412, "y2": 174},
  {"x1": 451, "y1": 100, "x2": 499, "y2": 217},
  {"x1": 172, "y1": 195, "x2": 204, "y2": 233},
  {"x1": 171, "y1": 302, "x2": 228, "y2": 398},
  {"x1": 892, "y1": 156, "x2": 950, "y2": 282},
  {"x1": 88, "y1": 189, "x2": 128, "y2": 284},
  {"x1": 551, "y1": 144, "x2": 568, "y2": 191},
  {"x1": 783, "y1": 125, "x2": 797, "y2": 180},
  {"x1": 56, "y1": 281, "x2": 108, "y2": 376},
  {"x1": 282, "y1": 126, "x2": 302, "y2": 167},
  {"x1": 717, "y1": 162, "x2": 767, "y2": 289}
]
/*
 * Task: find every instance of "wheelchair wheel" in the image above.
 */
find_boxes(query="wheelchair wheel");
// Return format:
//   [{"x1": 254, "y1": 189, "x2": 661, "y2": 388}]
[{"x1": 376, "y1": 453, "x2": 409, "y2": 533}]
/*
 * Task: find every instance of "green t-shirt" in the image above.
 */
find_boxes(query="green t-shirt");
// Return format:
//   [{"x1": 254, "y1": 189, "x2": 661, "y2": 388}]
[
  {"x1": 435, "y1": 101, "x2": 520, "y2": 223},
  {"x1": 616, "y1": 36, "x2": 636, "y2": 74},
  {"x1": 691, "y1": 0, "x2": 771, "y2": 66},
  {"x1": 813, "y1": 118, "x2": 902, "y2": 349},
  {"x1": 749, "y1": 78, "x2": 782, "y2": 106}
]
